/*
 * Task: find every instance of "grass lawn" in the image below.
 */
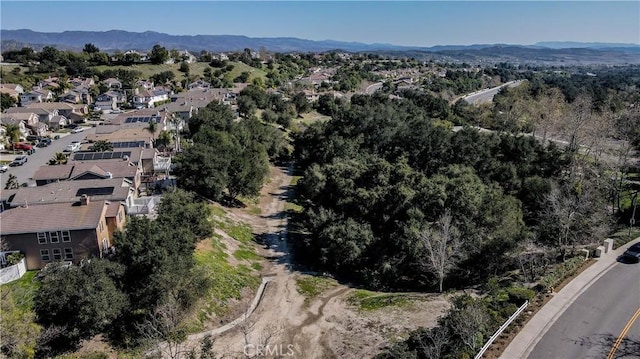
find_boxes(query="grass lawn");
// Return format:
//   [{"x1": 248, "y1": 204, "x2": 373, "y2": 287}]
[
  {"x1": 223, "y1": 62, "x2": 267, "y2": 83},
  {"x1": 295, "y1": 275, "x2": 338, "y2": 304},
  {"x1": 295, "y1": 111, "x2": 331, "y2": 126},
  {"x1": 190, "y1": 238, "x2": 261, "y2": 330},
  {"x1": 347, "y1": 289, "x2": 410, "y2": 312},
  {"x1": 91, "y1": 61, "x2": 266, "y2": 84}
]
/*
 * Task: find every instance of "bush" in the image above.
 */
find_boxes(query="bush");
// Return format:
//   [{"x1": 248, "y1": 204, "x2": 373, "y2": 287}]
[
  {"x1": 6, "y1": 252, "x2": 24, "y2": 266},
  {"x1": 507, "y1": 286, "x2": 535, "y2": 304},
  {"x1": 538, "y1": 256, "x2": 584, "y2": 291}
]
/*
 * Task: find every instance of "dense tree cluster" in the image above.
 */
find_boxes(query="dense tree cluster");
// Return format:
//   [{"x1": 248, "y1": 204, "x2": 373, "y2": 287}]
[
  {"x1": 174, "y1": 100, "x2": 287, "y2": 201},
  {"x1": 293, "y1": 92, "x2": 586, "y2": 290}
]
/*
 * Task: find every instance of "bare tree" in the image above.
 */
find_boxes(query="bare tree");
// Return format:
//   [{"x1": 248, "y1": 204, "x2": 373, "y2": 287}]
[
  {"x1": 420, "y1": 210, "x2": 461, "y2": 293},
  {"x1": 448, "y1": 299, "x2": 490, "y2": 352},
  {"x1": 563, "y1": 94, "x2": 593, "y2": 153},
  {"x1": 137, "y1": 302, "x2": 188, "y2": 359},
  {"x1": 419, "y1": 326, "x2": 449, "y2": 359},
  {"x1": 239, "y1": 314, "x2": 284, "y2": 358},
  {"x1": 534, "y1": 87, "x2": 566, "y2": 144}
]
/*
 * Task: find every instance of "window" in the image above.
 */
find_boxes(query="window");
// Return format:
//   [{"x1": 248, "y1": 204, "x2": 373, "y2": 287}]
[
  {"x1": 118, "y1": 210, "x2": 124, "y2": 223},
  {"x1": 40, "y1": 249, "x2": 50, "y2": 261},
  {"x1": 99, "y1": 221, "x2": 104, "y2": 232},
  {"x1": 49, "y1": 231, "x2": 60, "y2": 243},
  {"x1": 64, "y1": 248, "x2": 73, "y2": 260},
  {"x1": 52, "y1": 248, "x2": 62, "y2": 260},
  {"x1": 61, "y1": 231, "x2": 71, "y2": 243},
  {"x1": 37, "y1": 232, "x2": 47, "y2": 244}
]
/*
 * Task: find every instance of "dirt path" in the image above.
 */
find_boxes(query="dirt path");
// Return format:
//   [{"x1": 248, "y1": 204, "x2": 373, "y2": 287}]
[{"x1": 180, "y1": 165, "x2": 450, "y2": 358}]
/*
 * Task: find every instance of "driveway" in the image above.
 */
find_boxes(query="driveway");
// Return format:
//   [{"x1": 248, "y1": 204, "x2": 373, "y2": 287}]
[{"x1": 0, "y1": 127, "x2": 96, "y2": 189}]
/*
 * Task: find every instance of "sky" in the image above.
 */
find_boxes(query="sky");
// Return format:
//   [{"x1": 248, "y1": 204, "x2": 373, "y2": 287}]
[{"x1": 1, "y1": 1, "x2": 638, "y2": 47}]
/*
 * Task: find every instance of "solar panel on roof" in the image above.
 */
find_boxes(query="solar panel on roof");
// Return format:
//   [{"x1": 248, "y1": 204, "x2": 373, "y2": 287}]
[{"x1": 76, "y1": 187, "x2": 115, "y2": 197}]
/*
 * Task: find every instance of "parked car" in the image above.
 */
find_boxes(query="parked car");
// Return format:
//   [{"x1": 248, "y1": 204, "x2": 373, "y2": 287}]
[
  {"x1": 10, "y1": 155, "x2": 28, "y2": 166},
  {"x1": 0, "y1": 164, "x2": 8, "y2": 173},
  {"x1": 622, "y1": 243, "x2": 640, "y2": 263},
  {"x1": 26, "y1": 135, "x2": 39, "y2": 142},
  {"x1": 37, "y1": 138, "x2": 52, "y2": 147},
  {"x1": 12, "y1": 142, "x2": 33, "y2": 151},
  {"x1": 71, "y1": 126, "x2": 85, "y2": 133}
]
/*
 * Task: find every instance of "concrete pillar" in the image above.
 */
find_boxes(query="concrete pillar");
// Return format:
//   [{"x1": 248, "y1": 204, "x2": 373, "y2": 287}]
[
  {"x1": 595, "y1": 246, "x2": 605, "y2": 257},
  {"x1": 581, "y1": 248, "x2": 590, "y2": 260},
  {"x1": 604, "y1": 238, "x2": 614, "y2": 253}
]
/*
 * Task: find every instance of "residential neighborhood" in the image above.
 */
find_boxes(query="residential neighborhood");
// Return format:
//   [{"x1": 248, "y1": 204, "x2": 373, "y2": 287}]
[{"x1": 0, "y1": 7, "x2": 639, "y2": 357}]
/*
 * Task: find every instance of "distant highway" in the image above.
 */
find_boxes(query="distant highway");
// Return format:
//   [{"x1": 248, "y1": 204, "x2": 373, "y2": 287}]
[
  {"x1": 462, "y1": 80, "x2": 523, "y2": 105},
  {"x1": 528, "y1": 262, "x2": 640, "y2": 359}
]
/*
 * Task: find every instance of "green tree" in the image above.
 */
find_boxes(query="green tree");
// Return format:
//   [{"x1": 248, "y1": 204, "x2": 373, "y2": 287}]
[
  {"x1": 49, "y1": 152, "x2": 68, "y2": 165},
  {"x1": 156, "y1": 189, "x2": 213, "y2": 240},
  {"x1": 173, "y1": 143, "x2": 230, "y2": 201},
  {"x1": 292, "y1": 92, "x2": 310, "y2": 114},
  {"x1": 5, "y1": 124, "x2": 21, "y2": 144},
  {"x1": 91, "y1": 140, "x2": 114, "y2": 152},
  {"x1": 34, "y1": 260, "x2": 128, "y2": 356},
  {"x1": 149, "y1": 45, "x2": 169, "y2": 65},
  {"x1": 1, "y1": 93, "x2": 17, "y2": 110},
  {"x1": 82, "y1": 43, "x2": 100, "y2": 54},
  {"x1": 178, "y1": 62, "x2": 190, "y2": 75}
]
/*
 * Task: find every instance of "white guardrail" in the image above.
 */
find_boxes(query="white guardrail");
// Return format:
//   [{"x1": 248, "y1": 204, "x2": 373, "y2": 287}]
[{"x1": 474, "y1": 300, "x2": 529, "y2": 359}]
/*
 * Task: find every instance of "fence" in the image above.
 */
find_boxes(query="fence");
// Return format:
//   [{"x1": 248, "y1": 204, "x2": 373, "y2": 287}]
[
  {"x1": 474, "y1": 300, "x2": 529, "y2": 359},
  {"x1": 0, "y1": 258, "x2": 26, "y2": 285}
]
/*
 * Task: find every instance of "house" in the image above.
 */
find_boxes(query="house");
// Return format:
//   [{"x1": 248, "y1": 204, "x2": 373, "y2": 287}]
[
  {"x1": 87, "y1": 127, "x2": 156, "y2": 149},
  {"x1": 26, "y1": 102, "x2": 87, "y2": 118},
  {"x1": 60, "y1": 87, "x2": 92, "y2": 104},
  {"x1": 103, "y1": 78, "x2": 122, "y2": 89},
  {"x1": 0, "y1": 84, "x2": 24, "y2": 100},
  {"x1": 133, "y1": 89, "x2": 169, "y2": 109},
  {"x1": 68, "y1": 77, "x2": 95, "y2": 88},
  {"x1": 187, "y1": 80, "x2": 210, "y2": 91},
  {"x1": 123, "y1": 50, "x2": 148, "y2": 62},
  {"x1": 20, "y1": 89, "x2": 53, "y2": 106},
  {"x1": 69, "y1": 160, "x2": 142, "y2": 190},
  {"x1": 32, "y1": 164, "x2": 75, "y2": 186},
  {"x1": 31, "y1": 158, "x2": 142, "y2": 190},
  {"x1": 165, "y1": 102, "x2": 195, "y2": 121},
  {"x1": 5, "y1": 107, "x2": 58, "y2": 124},
  {"x1": 0, "y1": 198, "x2": 124, "y2": 270},
  {"x1": 46, "y1": 115, "x2": 69, "y2": 130},
  {"x1": 177, "y1": 50, "x2": 197, "y2": 64},
  {"x1": 96, "y1": 91, "x2": 127, "y2": 104},
  {"x1": 136, "y1": 79, "x2": 155, "y2": 90},
  {"x1": 10, "y1": 178, "x2": 136, "y2": 213}
]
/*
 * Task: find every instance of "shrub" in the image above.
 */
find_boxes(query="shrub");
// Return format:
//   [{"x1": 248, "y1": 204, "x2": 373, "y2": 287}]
[
  {"x1": 507, "y1": 286, "x2": 535, "y2": 304},
  {"x1": 6, "y1": 252, "x2": 24, "y2": 266}
]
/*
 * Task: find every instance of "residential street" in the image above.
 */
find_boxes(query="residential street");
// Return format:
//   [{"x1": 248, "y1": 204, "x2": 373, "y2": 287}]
[
  {"x1": 528, "y1": 261, "x2": 640, "y2": 359},
  {"x1": 0, "y1": 127, "x2": 95, "y2": 189}
]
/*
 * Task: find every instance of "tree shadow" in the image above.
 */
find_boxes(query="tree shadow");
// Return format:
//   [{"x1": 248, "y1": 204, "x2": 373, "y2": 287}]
[{"x1": 571, "y1": 333, "x2": 640, "y2": 358}]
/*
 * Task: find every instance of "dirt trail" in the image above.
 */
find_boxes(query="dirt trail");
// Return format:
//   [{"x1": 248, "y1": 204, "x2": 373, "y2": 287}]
[{"x1": 182, "y1": 165, "x2": 450, "y2": 358}]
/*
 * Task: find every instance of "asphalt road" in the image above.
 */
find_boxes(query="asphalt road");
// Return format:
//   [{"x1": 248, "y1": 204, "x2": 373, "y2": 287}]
[
  {"x1": 463, "y1": 80, "x2": 522, "y2": 105},
  {"x1": 529, "y1": 261, "x2": 640, "y2": 359},
  {"x1": 0, "y1": 127, "x2": 95, "y2": 189}
]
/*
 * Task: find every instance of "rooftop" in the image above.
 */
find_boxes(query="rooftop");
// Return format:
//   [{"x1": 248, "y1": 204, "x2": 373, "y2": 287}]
[{"x1": 0, "y1": 200, "x2": 108, "y2": 235}]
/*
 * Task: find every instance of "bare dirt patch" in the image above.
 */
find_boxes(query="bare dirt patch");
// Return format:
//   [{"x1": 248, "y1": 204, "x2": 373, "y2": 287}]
[{"x1": 183, "y1": 165, "x2": 451, "y2": 358}]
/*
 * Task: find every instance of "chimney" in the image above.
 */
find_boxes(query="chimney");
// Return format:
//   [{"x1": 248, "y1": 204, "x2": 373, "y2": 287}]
[{"x1": 80, "y1": 194, "x2": 90, "y2": 205}]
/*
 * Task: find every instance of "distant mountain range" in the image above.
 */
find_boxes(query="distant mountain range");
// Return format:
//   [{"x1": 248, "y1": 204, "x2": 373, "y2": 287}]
[{"x1": 1, "y1": 29, "x2": 639, "y2": 65}]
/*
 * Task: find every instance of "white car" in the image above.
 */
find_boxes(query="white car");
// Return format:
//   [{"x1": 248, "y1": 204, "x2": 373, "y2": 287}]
[
  {"x1": 71, "y1": 126, "x2": 85, "y2": 133},
  {"x1": 0, "y1": 164, "x2": 8, "y2": 173}
]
